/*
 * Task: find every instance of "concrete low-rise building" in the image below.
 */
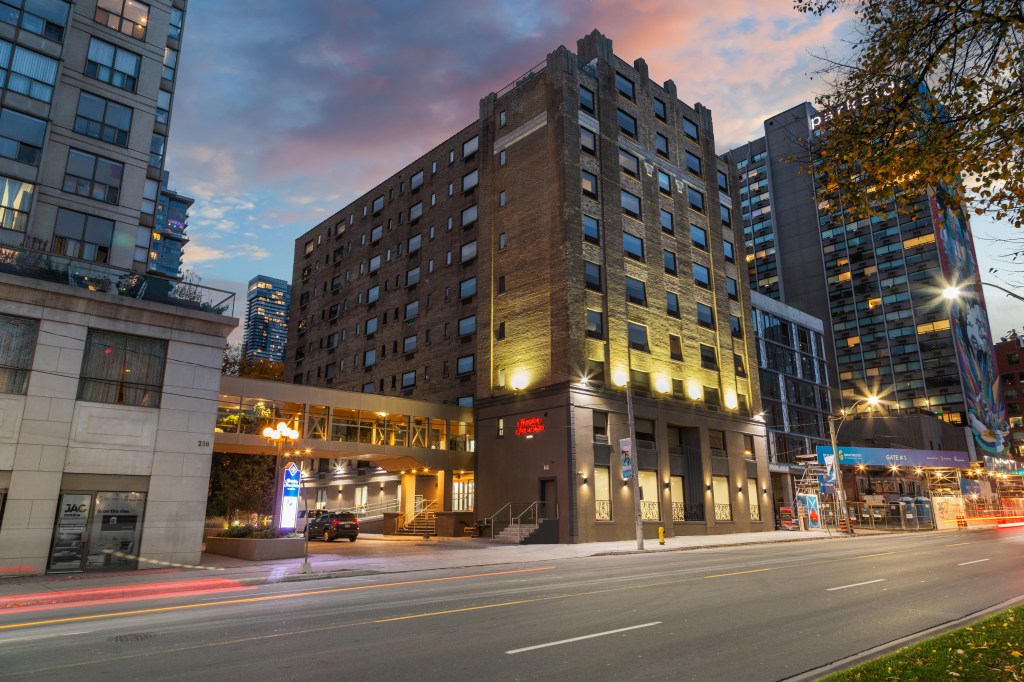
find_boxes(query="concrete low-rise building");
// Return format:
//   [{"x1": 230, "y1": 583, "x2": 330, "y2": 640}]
[{"x1": 0, "y1": 270, "x2": 235, "y2": 575}]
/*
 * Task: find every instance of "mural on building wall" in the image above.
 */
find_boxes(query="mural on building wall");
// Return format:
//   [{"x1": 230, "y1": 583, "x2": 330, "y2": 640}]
[{"x1": 929, "y1": 187, "x2": 1008, "y2": 455}]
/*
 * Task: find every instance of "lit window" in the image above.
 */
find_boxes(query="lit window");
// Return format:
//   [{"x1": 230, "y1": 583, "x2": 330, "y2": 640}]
[
  {"x1": 581, "y1": 170, "x2": 598, "y2": 197},
  {"x1": 78, "y1": 330, "x2": 166, "y2": 407},
  {"x1": 95, "y1": 0, "x2": 149, "y2": 40}
]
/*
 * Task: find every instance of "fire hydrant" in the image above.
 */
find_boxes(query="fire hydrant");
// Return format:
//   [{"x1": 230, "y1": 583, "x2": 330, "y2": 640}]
[{"x1": 658, "y1": 526, "x2": 665, "y2": 545}]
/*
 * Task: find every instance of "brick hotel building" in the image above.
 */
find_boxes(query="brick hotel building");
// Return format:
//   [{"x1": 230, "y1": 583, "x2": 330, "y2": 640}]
[{"x1": 287, "y1": 31, "x2": 770, "y2": 542}]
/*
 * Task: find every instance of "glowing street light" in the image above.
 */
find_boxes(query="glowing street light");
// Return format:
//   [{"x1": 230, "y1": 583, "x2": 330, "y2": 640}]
[
  {"x1": 265, "y1": 420, "x2": 299, "y2": 530},
  {"x1": 827, "y1": 395, "x2": 880, "y2": 534}
]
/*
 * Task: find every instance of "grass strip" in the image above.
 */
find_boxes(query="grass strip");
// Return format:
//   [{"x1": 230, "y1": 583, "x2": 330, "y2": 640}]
[{"x1": 823, "y1": 605, "x2": 1023, "y2": 680}]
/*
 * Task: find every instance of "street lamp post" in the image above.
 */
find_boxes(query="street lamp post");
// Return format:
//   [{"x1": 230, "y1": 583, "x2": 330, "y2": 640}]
[
  {"x1": 614, "y1": 351, "x2": 644, "y2": 551},
  {"x1": 827, "y1": 395, "x2": 879, "y2": 535},
  {"x1": 263, "y1": 420, "x2": 299, "y2": 530}
]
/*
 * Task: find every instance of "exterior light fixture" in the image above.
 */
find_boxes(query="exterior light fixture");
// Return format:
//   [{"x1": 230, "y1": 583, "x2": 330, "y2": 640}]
[
  {"x1": 942, "y1": 286, "x2": 960, "y2": 299},
  {"x1": 654, "y1": 376, "x2": 671, "y2": 394},
  {"x1": 687, "y1": 382, "x2": 702, "y2": 400},
  {"x1": 510, "y1": 370, "x2": 530, "y2": 391},
  {"x1": 724, "y1": 390, "x2": 738, "y2": 410},
  {"x1": 613, "y1": 369, "x2": 629, "y2": 387},
  {"x1": 706, "y1": 484, "x2": 712, "y2": 492}
]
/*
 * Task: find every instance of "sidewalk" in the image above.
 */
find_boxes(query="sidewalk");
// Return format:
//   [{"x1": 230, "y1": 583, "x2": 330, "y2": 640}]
[{"x1": 0, "y1": 529, "x2": 859, "y2": 610}]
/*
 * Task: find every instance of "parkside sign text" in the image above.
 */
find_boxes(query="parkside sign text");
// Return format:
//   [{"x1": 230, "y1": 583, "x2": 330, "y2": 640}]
[{"x1": 810, "y1": 81, "x2": 898, "y2": 131}]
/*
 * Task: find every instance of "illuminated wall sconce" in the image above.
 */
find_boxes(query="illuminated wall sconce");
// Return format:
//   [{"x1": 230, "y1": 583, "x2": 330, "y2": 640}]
[
  {"x1": 706, "y1": 484, "x2": 712, "y2": 492},
  {"x1": 687, "y1": 382, "x2": 702, "y2": 400},
  {"x1": 737, "y1": 486, "x2": 743, "y2": 493},
  {"x1": 724, "y1": 390, "x2": 738, "y2": 410},
  {"x1": 577, "y1": 470, "x2": 587, "y2": 485},
  {"x1": 510, "y1": 370, "x2": 530, "y2": 391},
  {"x1": 663, "y1": 482, "x2": 670, "y2": 490},
  {"x1": 613, "y1": 369, "x2": 629, "y2": 387},
  {"x1": 762, "y1": 487, "x2": 768, "y2": 495},
  {"x1": 654, "y1": 375, "x2": 671, "y2": 394},
  {"x1": 380, "y1": 484, "x2": 385, "y2": 491}
]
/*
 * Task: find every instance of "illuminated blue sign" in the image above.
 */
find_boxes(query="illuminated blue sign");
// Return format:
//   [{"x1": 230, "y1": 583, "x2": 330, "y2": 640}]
[
  {"x1": 280, "y1": 462, "x2": 300, "y2": 530},
  {"x1": 816, "y1": 446, "x2": 971, "y2": 468}
]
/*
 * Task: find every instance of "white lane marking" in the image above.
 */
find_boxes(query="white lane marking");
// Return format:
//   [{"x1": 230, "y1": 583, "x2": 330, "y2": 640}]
[
  {"x1": 1, "y1": 630, "x2": 88, "y2": 644},
  {"x1": 827, "y1": 579, "x2": 885, "y2": 591},
  {"x1": 506, "y1": 622, "x2": 661, "y2": 654},
  {"x1": 958, "y1": 558, "x2": 990, "y2": 566}
]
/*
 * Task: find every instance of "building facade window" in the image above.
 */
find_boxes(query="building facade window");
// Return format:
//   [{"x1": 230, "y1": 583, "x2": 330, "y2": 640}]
[
  {"x1": 94, "y1": 0, "x2": 148, "y2": 40},
  {"x1": 712, "y1": 475, "x2": 732, "y2": 521},
  {"x1": 688, "y1": 187, "x2": 705, "y2": 213},
  {"x1": 63, "y1": 149, "x2": 123, "y2": 204},
  {"x1": 657, "y1": 170, "x2": 671, "y2": 195},
  {"x1": 663, "y1": 249, "x2": 677, "y2": 276},
  {"x1": 581, "y1": 170, "x2": 598, "y2": 198},
  {"x1": 621, "y1": 189, "x2": 641, "y2": 219},
  {"x1": 623, "y1": 232, "x2": 644, "y2": 261},
  {"x1": 697, "y1": 303, "x2": 714, "y2": 328},
  {"x1": 0, "y1": 107, "x2": 45, "y2": 165},
  {"x1": 619, "y1": 148, "x2": 639, "y2": 176},
  {"x1": 52, "y1": 208, "x2": 114, "y2": 263},
  {"x1": 625, "y1": 276, "x2": 646, "y2": 305},
  {"x1": 77, "y1": 330, "x2": 166, "y2": 408},
  {"x1": 617, "y1": 109, "x2": 637, "y2": 137},
  {"x1": 579, "y1": 85, "x2": 595, "y2": 113},
  {"x1": 584, "y1": 261, "x2": 602, "y2": 291},
  {"x1": 583, "y1": 214, "x2": 600, "y2": 244},
  {"x1": 615, "y1": 72, "x2": 634, "y2": 99},
  {"x1": 660, "y1": 209, "x2": 674, "y2": 234},
  {"x1": 683, "y1": 117, "x2": 699, "y2": 140},
  {"x1": 581, "y1": 126, "x2": 596, "y2": 154},
  {"x1": 595, "y1": 466, "x2": 611, "y2": 520},
  {"x1": 655, "y1": 132, "x2": 669, "y2": 157},
  {"x1": 685, "y1": 150, "x2": 702, "y2": 176},
  {"x1": 694, "y1": 263, "x2": 710, "y2": 289},
  {"x1": 666, "y1": 291, "x2": 680, "y2": 318},
  {"x1": 628, "y1": 322, "x2": 649, "y2": 352},
  {"x1": 0, "y1": 0, "x2": 70, "y2": 43},
  {"x1": 74, "y1": 92, "x2": 132, "y2": 146},
  {"x1": 85, "y1": 37, "x2": 140, "y2": 92},
  {"x1": 691, "y1": 224, "x2": 707, "y2": 250},
  {"x1": 402, "y1": 370, "x2": 416, "y2": 388},
  {"x1": 458, "y1": 315, "x2": 476, "y2": 337},
  {"x1": 670, "y1": 334, "x2": 683, "y2": 361},
  {"x1": 457, "y1": 354, "x2": 474, "y2": 375},
  {"x1": 700, "y1": 343, "x2": 717, "y2": 370},
  {"x1": 586, "y1": 309, "x2": 604, "y2": 339},
  {"x1": 0, "y1": 313, "x2": 37, "y2": 395},
  {"x1": 0, "y1": 40, "x2": 59, "y2": 101},
  {"x1": 162, "y1": 46, "x2": 177, "y2": 80}
]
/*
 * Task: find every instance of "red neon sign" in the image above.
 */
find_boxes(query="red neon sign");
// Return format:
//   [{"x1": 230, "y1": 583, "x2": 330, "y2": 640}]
[{"x1": 515, "y1": 417, "x2": 545, "y2": 436}]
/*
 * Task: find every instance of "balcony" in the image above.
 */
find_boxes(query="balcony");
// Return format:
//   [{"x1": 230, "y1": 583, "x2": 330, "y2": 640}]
[{"x1": 0, "y1": 244, "x2": 235, "y2": 316}]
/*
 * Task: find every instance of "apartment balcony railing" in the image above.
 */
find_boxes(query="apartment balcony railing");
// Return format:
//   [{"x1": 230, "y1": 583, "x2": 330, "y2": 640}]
[
  {"x1": 714, "y1": 503, "x2": 733, "y2": 521},
  {"x1": 0, "y1": 244, "x2": 234, "y2": 316}
]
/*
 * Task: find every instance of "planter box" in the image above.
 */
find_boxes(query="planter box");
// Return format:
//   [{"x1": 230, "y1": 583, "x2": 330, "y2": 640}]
[{"x1": 205, "y1": 536, "x2": 306, "y2": 561}]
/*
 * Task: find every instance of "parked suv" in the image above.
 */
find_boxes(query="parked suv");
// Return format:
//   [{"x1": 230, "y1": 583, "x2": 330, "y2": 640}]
[{"x1": 307, "y1": 511, "x2": 359, "y2": 542}]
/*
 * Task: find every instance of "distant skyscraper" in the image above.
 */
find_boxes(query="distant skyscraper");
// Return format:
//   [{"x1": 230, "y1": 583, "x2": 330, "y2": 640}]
[
  {"x1": 245, "y1": 275, "x2": 290, "y2": 362},
  {"x1": 149, "y1": 172, "x2": 193, "y2": 278},
  {"x1": 726, "y1": 103, "x2": 1007, "y2": 457}
]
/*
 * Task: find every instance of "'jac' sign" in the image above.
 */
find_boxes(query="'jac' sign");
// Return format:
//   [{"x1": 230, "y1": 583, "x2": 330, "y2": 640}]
[{"x1": 515, "y1": 417, "x2": 545, "y2": 437}]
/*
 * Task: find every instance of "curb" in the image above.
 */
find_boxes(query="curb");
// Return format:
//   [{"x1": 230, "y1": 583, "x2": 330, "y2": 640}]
[{"x1": 0, "y1": 577, "x2": 255, "y2": 610}]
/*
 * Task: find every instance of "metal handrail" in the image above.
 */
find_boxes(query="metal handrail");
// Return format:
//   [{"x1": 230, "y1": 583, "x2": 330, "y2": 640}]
[
  {"x1": 400, "y1": 498, "x2": 437, "y2": 532},
  {"x1": 339, "y1": 499, "x2": 400, "y2": 519},
  {"x1": 482, "y1": 502, "x2": 513, "y2": 539}
]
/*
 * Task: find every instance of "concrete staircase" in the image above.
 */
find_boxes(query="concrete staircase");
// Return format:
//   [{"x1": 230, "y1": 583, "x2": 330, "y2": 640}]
[
  {"x1": 395, "y1": 511, "x2": 436, "y2": 536},
  {"x1": 491, "y1": 522, "x2": 538, "y2": 544}
]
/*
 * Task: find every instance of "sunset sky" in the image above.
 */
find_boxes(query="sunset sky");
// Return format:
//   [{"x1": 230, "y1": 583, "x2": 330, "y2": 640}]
[{"x1": 167, "y1": 0, "x2": 1023, "y2": 339}]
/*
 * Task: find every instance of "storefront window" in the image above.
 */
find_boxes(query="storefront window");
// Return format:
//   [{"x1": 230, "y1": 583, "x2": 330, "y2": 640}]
[
  {"x1": 639, "y1": 470, "x2": 659, "y2": 520},
  {"x1": 713, "y1": 475, "x2": 732, "y2": 521},
  {"x1": 670, "y1": 476, "x2": 684, "y2": 520},
  {"x1": 215, "y1": 395, "x2": 242, "y2": 433},
  {"x1": 49, "y1": 491, "x2": 146, "y2": 572},
  {"x1": 595, "y1": 466, "x2": 611, "y2": 520},
  {"x1": 449, "y1": 420, "x2": 474, "y2": 451},
  {"x1": 452, "y1": 477, "x2": 475, "y2": 511},
  {"x1": 748, "y1": 479, "x2": 761, "y2": 521},
  {"x1": 430, "y1": 418, "x2": 447, "y2": 450}
]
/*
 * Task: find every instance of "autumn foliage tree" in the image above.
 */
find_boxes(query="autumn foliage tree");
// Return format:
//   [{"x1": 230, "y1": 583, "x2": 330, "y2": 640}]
[{"x1": 797, "y1": 0, "x2": 1024, "y2": 230}]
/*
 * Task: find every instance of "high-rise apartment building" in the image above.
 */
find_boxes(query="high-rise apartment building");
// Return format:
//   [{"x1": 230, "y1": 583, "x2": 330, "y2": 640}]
[
  {"x1": 245, "y1": 274, "x2": 290, "y2": 362},
  {"x1": 996, "y1": 336, "x2": 1024, "y2": 457},
  {"x1": 726, "y1": 103, "x2": 1007, "y2": 459},
  {"x1": 149, "y1": 172, "x2": 192, "y2": 278},
  {"x1": 289, "y1": 31, "x2": 769, "y2": 542},
  {"x1": 0, "y1": 1, "x2": 241, "y2": 576}
]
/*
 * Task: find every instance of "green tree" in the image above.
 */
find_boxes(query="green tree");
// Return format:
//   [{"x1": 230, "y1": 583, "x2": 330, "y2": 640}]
[
  {"x1": 206, "y1": 453, "x2": 275, "y2": 525},
  {"x1": 797, "y1": 0, "x2": 1024, "y2": 229},
  {"x1": 221, "y1": 341, "x2": 285, "y2": 381}
]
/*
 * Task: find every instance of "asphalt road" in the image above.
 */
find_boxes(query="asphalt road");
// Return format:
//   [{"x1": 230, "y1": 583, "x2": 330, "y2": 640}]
[{"x1": 2, "y1": 528, "x2": 1023, "y2": 681}]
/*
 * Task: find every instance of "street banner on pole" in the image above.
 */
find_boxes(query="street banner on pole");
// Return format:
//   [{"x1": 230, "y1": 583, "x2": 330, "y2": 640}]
[{"x1": 619, "y1": 438, "x2": 634, "y2": 480}]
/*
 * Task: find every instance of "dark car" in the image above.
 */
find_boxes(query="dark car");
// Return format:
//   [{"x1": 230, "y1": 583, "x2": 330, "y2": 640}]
[{"x1": 307, "y1": 511, "x2": 359, "y2": 542}]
